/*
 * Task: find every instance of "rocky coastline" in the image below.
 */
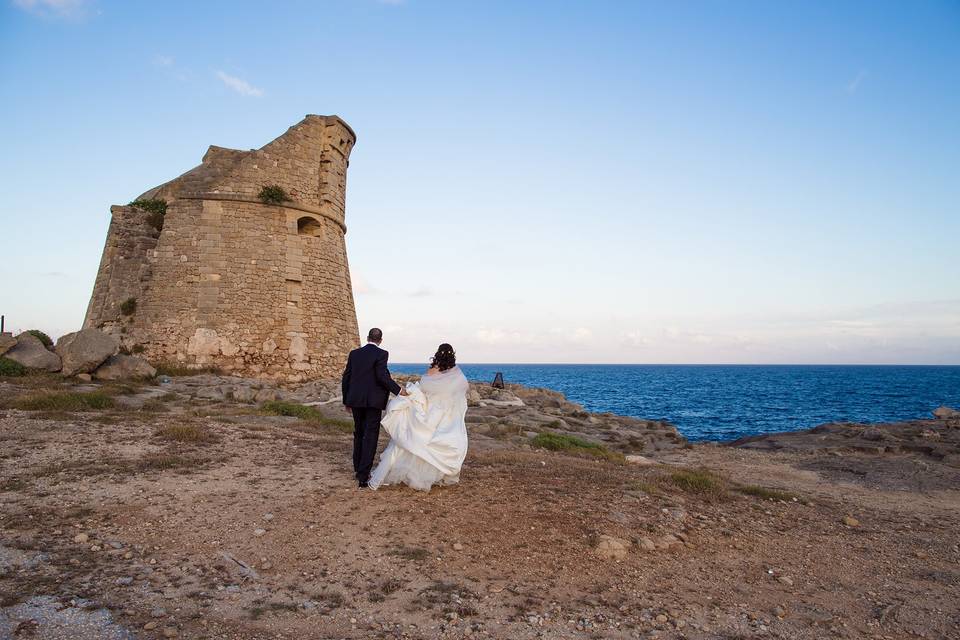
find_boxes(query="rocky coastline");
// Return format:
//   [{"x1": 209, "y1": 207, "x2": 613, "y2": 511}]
[{"x1": 1, "y1": 352, "x2": 958, "y2": 638}]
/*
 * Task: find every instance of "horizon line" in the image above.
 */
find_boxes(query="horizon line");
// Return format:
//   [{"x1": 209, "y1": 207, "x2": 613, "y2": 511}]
[{"x1": 392, "y1": 362, "x2": 960, "y2": 367}]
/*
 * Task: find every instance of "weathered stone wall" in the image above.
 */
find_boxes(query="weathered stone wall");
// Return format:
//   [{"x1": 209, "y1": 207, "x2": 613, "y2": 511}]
[
  {"x1": 83, "y1": 115, "x2": 360, "y2": 381},
  {"x1": 83, "y1": 206, "x2": 159, "y2": 328}
]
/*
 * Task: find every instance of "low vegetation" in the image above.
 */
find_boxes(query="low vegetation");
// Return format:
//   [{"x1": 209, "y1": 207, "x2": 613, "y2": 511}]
[
  {"x1": 26, "y1": 329, "x2": 53, "y2": 348},
  {"x1": 0, "y1": 357, "x2": 27, "y2": 377},
  {"x1": 668, "y1": 468, "x2": 725, "y2": 493},
  {"x1": 153, "y1": 362, "x2": 223, "y2": 377},
  {"x1": 155, "y1": 423, "x2": 216, "y2": 443},
  {"x1": 258, "y1": 184, "x2": 290, "y2": 204},
  {"x1": 7, "y1": 390, "x2": 115, "y2": 412},
  {"x1": 129, "y1": 198, "x2": 167, "y2": 232},
  {"x1": 260, "y1": 400, "x2": 353, "y2": 432},
  {"x1": 391, "y1": 546, "x2": 431, "y2": 562},
  {"x1": 120, "y1": 297, "x2": 137, "y2": 316},
  {"x1": 531, "y1": 431, "x2": 624, "y2": 462}
]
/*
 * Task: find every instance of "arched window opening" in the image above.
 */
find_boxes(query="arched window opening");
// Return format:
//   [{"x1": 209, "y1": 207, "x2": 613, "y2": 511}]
[{"x1": 297, "y1": 216, "x2": 323, "y2": 237}]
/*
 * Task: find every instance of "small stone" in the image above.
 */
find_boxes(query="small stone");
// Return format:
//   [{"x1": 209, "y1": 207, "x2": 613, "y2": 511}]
[
  {"x1": 73, "y1": 533, "x2": 89, "y2": 543},
  {"x1": 150, "y1": 608, "x2": 167, "y2": 618},
  {"x1": 144, "y1": 622, "x2": 158, "y2": 630},
  {"x1": 638, "y1": 537, "x2": 656, "y2": 552},
  {"x1": 263, "y1": 513, "x2": 274, "y2": 521},
  {"x1": 594, "y1": 535, "x2": 630, "y2": 560},
  {"x1": 162, "y1": 627, "x2": 178, "y2": 638},
  {"x1": 773, "y1": 606, "x2": 787, "y2": 618},
  {"x1": 655, "y1": 614, "x2": 668, "y2": 623},
  {"x1": 453, "y1": 543, "x2": 464, "y2": 551},
  {"x1": 77, "y1": 373, "x2": 92, "y2": 382},
  {"x1": 123, "y1": 552, "x2": 134, "y2": 560},
  {"x1": 777, "y1": 576, "x2": 793, "y2": 586},
  {"x1": 253, "y1": 528, "x2": 266, "y2": 537},
  {"x1": 115, "y1": 576, "x2": 134, "y2": 586},
  {"x1": 843, "y1": 516, "x2": 860, "y2": 527},
  {"x1": 90, "y1": 545, "x2": 101, "y2": 552}
]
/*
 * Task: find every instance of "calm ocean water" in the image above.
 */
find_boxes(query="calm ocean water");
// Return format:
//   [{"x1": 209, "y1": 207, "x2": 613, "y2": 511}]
[{"x1": 391, "y1": 363, "x2": 960, "y2": 442}]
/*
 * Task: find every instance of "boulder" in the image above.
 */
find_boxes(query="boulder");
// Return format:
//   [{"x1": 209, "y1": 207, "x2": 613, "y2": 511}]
[
  {"x1": 55, "y1": 329, "x2": 119, "y2": 377},
  {"x1": 932, "y1": 406, "x2": 959, "y2": 420},
  {"x1": 467, "y1": 388, "x2": 482, "y2": 407},
  {"x1": 594, "y1": 535, "x2": 630, "y2": 560},
  {"x1": 5, "y1": 333, "x2": 61, "y2": 372},
  {"x1": 93, "y1": 354, "x2": 157, "y2": 380},
  {"x1": 625, "y1": 455, "x2": 655, "y2": 466},
  {"x1": 0, "y1": 334, "x2": 16, "y2": 356}
]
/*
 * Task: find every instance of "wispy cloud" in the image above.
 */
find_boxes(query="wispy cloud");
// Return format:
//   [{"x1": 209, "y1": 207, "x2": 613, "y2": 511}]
[
  {"x1": 353, "y1": 273, "x2": 379, "y2": 295},
  {"x1": 152, "y1": 55, "x2": 174, "y2": 68},
  {"x1": 12, "y1": 0, "x2": 87, "y2": 18},
  {"x1": 215, "y1": 70, "x2": 264, "y2": 98},
  {"x1": 845, "y1": 70, "x2": 866, "y2": 95}
]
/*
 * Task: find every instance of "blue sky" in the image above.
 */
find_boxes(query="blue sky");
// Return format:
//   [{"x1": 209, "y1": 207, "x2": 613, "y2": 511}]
[{"x1": 1, "y1": 0, "x2": 958, "y2": 364}]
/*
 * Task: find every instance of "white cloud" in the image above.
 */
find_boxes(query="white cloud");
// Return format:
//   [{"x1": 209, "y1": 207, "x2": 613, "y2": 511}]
[
  {"x1": 153, "y1": 55, "x2": 174, "y2": 68},
  {"x1": 12, "y1": 0, "x2": 86, "y2": 18},
  {"x1": 215, "y1": 70, "x2": 264, "y2": 98},
  {"x1": 845, "y1": 70, "x2": 866, "y2": 95},
  {"x1": 353, "y1": 273, "x2": 379, "y2": 295}
]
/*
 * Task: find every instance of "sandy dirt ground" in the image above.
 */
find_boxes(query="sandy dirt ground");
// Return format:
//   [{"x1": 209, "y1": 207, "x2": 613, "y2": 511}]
[{"x1": 0, "y1": 375, "x2": 958, "y2": 640}]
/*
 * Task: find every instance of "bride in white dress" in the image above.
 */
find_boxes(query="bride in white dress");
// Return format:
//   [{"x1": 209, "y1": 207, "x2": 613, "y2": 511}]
[{"x1": 368, "y1": 344, "x2": 469, "y2": 491}]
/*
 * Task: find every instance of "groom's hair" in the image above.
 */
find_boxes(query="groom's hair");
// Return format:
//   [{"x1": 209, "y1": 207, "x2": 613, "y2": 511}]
[{"x1": 367, "y1": 328, "x2": 383, "y2": 343}]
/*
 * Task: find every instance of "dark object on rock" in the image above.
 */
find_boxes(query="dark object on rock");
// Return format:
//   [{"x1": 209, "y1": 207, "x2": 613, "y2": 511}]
[{"x1": 492, "y1": 372, "x2": 505, "y2": 389}]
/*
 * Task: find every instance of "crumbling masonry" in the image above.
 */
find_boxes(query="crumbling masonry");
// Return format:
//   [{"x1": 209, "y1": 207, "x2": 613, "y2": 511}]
[{"x1": 84, "y1": 115, "x2": 360, "y2": 381}]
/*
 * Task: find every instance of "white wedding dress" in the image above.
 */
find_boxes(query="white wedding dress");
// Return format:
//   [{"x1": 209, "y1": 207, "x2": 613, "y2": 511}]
[{"x1": 369, "y1": 366, "x2": 470, "y2": 491}]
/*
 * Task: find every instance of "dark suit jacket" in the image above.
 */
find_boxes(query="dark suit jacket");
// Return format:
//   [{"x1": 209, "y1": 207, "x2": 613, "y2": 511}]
[{"x1": 341, "y1": 343, "x2": 402, "y2": 409}]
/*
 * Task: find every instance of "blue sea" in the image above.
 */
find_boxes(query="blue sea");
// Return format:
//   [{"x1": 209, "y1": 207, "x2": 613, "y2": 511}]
[{"x1": 391, "y1": 364, "x2": 960, "y2": 442}]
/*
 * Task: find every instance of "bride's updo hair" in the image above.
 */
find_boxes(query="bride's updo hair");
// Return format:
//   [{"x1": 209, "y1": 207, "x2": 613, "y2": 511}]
[{"x1": 430, "y1": 343, "x2": 456, "y2": 372}]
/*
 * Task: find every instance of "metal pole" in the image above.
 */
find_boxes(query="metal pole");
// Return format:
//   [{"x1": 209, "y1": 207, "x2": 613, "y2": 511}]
[{"x1": 1, "y1": 315, "x2": 4, "y2": 333}]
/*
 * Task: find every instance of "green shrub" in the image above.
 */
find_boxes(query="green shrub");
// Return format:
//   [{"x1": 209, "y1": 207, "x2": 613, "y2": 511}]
[
  {"x1": 258, "y1": 184, "x2": 290, "y2": 204},
  {"x1": 261, "y1": 400, "x2": 322, "y2": 420},
  {"x1": 129, "y1": 198, "x2": 167, "y2": 232},
  {"x1": 9, "y1": 391, "x2": 115, "y2": 411},
  {"x1": 120, "y1": 297, "x2": 137, "y2": 316},
  {"x1": 668, "y1": 468, "x2": 726, "y2": 495},
  {"x1": 26, "y1": 330, "x2": 52, "y2": 348},
  {"x1": 531, "y1": 431, "x2": 624, "y2": 462},
  {"x1": 129, "y1": 198, "x2": 167, "y2": 216},
  {"x1": 0, "y1": 357, "x2": 27, "y2": 377},
  {"x1": 261, "y1": 400, "x2": 353, "y2": 432}
]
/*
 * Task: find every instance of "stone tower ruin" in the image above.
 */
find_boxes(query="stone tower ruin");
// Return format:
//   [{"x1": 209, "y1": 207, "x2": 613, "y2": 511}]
[{"x1": 83, "y1": 115, "x2": 361, "y2": 381}]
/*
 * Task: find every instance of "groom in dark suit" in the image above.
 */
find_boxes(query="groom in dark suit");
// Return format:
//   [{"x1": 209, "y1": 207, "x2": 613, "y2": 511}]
[{"x1": 342, "y1": 328, "x2": 407, "y2": 488}]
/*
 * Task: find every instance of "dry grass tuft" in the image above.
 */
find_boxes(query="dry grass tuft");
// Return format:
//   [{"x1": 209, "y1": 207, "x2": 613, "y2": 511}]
[
  {"x1": 531, "y1": 431, "x2": 624, "y2": 462},
  {"x1": 667, "y1": 468, "x2": 728, "y2": 497},
  {"x1": 155, "y1": 423, "x2": 216, "y2": 443},
  {"x1": 6, "y1": 391, "x2": 115, "y2": 412},
  {"x1": 261, "y1": 401, "x2": 353, "y2": 433}
]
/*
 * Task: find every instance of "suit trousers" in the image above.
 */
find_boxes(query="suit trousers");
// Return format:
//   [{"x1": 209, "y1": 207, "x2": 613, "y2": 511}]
[{"x1": 351, "y1": 407, "x2": 383, "y2": 483}]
